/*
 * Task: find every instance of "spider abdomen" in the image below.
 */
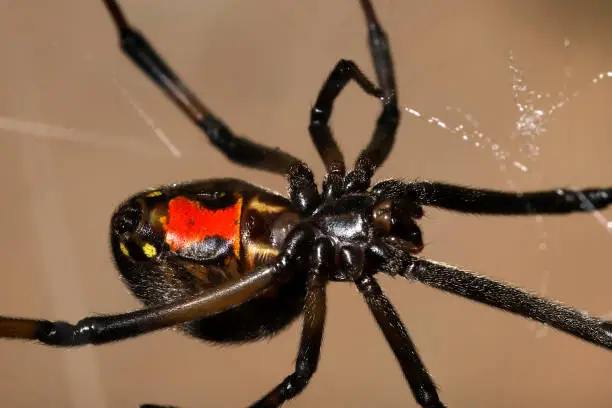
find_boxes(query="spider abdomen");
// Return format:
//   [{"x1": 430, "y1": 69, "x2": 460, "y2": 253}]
[{"x1": 110, "y1": 178, "x2": 308, "y2": 342}]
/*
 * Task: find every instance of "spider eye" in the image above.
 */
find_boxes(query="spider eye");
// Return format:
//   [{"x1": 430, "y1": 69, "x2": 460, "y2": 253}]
[{"x1": 112, "y1": 202, "x2": 143, "y2": 236}]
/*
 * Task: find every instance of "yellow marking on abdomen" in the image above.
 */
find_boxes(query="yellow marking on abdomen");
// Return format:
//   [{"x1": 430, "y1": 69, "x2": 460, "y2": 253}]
[
  {"x1": 142, "y1": 243, "x2": 157, "y2": 258},
  {"x1": 246, "y1": 242, "x2": 280, "y2": 271},
  {"x1": 119, "y1": 242, "x2": 129, "y2": 257},
  {"x1": 248, "y1": 196, "x2": 287, "y2": 214}
]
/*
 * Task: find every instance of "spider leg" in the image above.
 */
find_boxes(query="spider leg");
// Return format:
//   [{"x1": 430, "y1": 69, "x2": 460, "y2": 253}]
[
  {"x1": 373, "y1": 180, "x2": 612, "y2": 215},
  {"x1": 0, "y1": 225, "x2": 314, "y2": 347},
  {"x1": 402, "y1": 257, "x2": 612, "y2": 350},
  {"x1": 0, "y1": 263, "x2": 279, "y2": 346},
  {"x1": 102, "y1": 0, "x2": 302, "y2": 176},
  {"x1": 344, "y1": 0, "x2": 400, "y2": 193},
  {"x1": 249, "y1": 238, "x2": 332, "y2": 408},
  {"x1": 355, "y1": 273, "x2": 445, "y2": 408},
  {"x1": 311, "y1": 59, "x2": 379, "y2": 199},
  {"x1": 310, "y1": 59, "x2": 380, "y2": 178}
]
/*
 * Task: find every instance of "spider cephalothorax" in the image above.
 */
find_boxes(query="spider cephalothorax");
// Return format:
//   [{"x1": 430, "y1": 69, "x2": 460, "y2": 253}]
[{"x1": 1, "y1": 1, "x2": 611, "y2": 407}]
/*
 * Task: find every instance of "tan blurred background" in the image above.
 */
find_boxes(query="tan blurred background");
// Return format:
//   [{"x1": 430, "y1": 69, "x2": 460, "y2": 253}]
[{"x1": 1, "y1": 1, "x2": 611, "y2": 407}]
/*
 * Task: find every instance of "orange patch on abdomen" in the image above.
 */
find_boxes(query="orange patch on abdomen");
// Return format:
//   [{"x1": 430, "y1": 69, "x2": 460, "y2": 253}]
[{"x1": 166, "y1": 196, "x2": 242, "y2": 257}]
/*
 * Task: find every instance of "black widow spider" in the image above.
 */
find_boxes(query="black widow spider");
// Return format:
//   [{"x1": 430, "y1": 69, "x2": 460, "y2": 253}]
[{"x1": 1, "y1": 1, "x2": 612, "y2": 407}]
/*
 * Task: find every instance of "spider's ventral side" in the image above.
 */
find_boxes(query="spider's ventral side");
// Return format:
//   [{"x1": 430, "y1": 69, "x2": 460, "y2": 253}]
[
  {"x1": 111, "y1": 179, "x2": 305, "y2": 344},
  {"x1": 1, "y1": 1, "x2": 612, "y2": 408}
]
